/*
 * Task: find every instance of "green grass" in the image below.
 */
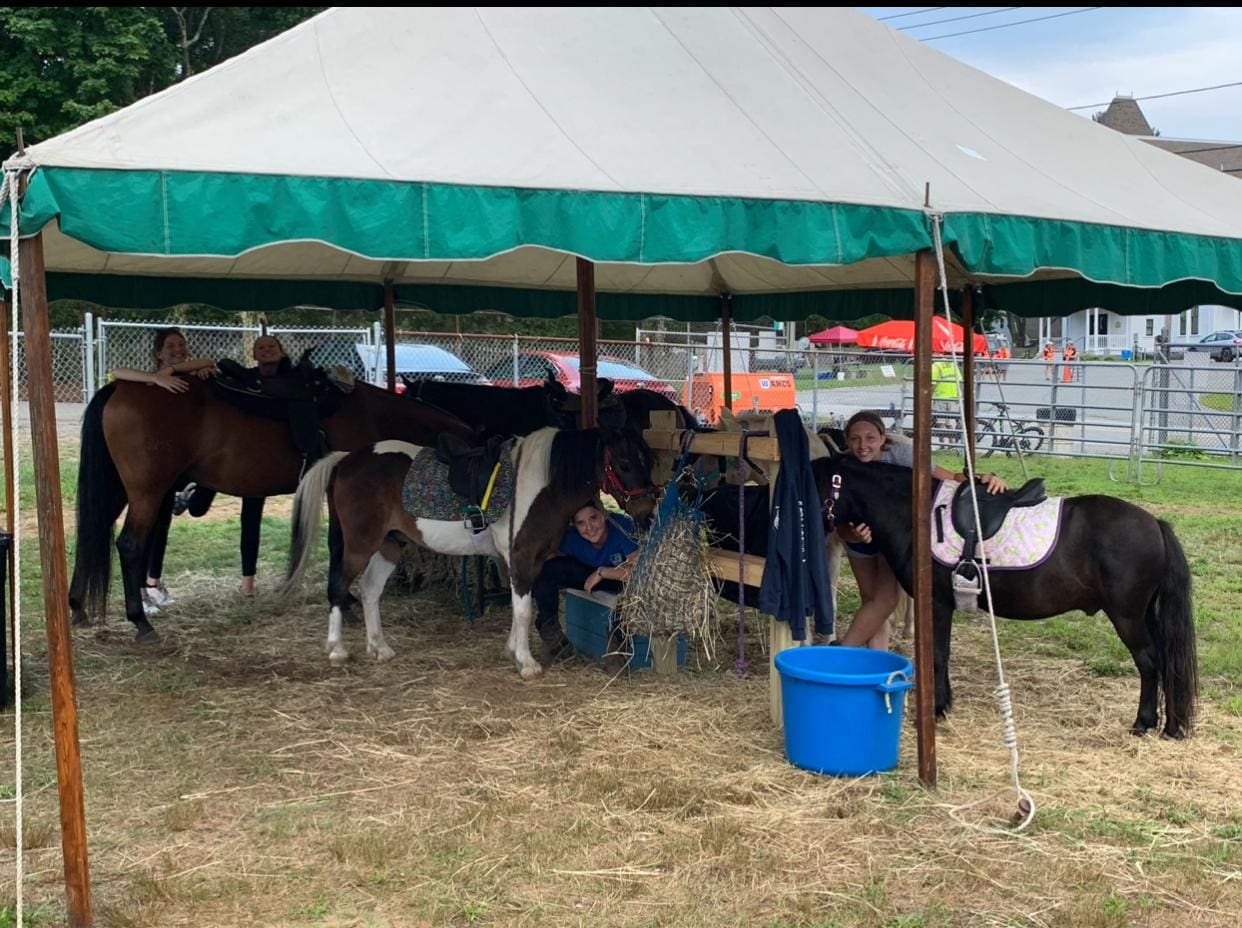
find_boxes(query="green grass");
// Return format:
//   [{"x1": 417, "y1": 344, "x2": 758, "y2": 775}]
[
  {"x1": 1199, "y1": 392, "x2": 1239, "y2": 413},
  {"x1": 795, "y1": 365, "x2": 906, "y2": 391}
]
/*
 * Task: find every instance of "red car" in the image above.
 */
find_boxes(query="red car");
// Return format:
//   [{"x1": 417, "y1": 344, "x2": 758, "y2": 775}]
[{"x1": 483, "y1": 350, "x2": 680, "y2": 403}]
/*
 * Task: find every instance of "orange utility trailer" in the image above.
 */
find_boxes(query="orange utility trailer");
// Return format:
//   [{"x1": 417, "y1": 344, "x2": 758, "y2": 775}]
[{"x1": 685, "y1": 372, "x2": 798, "y2": 425}]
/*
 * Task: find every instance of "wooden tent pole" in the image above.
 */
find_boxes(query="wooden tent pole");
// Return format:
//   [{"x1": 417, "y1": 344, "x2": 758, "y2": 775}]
[
  {"x1": 576, "y1": 258, "x2": 598, "y2": 429},
  {"x1": 19, "y1": 228, "x2": 93, "y2": 925},
  {"x1": 383, "y1": 280, "x2": 397, "y2": 392},
  {"x1": 720, "y1": 295, "x2": 733, "y2": 411},
  {"x1": 912, "y1": 249, "x2": 938, "y2": 789},
  {"x1": 0, "y1": 295, "x2": 15, "y2": 644},
  {"x1": 961, "y1": 285, "x2": 976, "y2": 468}
]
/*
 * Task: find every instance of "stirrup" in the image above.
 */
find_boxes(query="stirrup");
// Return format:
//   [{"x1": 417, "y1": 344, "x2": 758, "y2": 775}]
[
  {"x1": 462, "y1": 507, "x2": 488, "y2": 534},
  {"x1": 952, "y1": 562, "x2": 982, "y2": 613}
]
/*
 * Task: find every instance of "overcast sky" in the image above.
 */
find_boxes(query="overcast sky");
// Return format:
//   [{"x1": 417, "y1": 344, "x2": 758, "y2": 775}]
[{"x1": 859, "y1": 6, "x2": 1242, "y2": 141}]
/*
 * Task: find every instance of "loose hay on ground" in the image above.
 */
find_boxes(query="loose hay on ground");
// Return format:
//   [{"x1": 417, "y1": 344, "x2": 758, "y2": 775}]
[{"x1": 3, "y1": 560, "x2": 1241, "y2": 926}]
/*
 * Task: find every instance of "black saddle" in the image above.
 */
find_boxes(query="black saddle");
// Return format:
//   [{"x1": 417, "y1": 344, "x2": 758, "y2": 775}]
[
  {"x1": 211, "y1": 353, "x2": 346, "y2": 461},
  {"x1": 942, "y1": 478, "x2": 1046, "y2": 566},
  {"x1": 435, "y1": 434, "x2": 507, "y2": 511}
]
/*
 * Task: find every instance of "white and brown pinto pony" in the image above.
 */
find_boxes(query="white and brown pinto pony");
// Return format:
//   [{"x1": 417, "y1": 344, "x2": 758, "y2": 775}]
[{"x1": 282, "y1": 426, "x2": 658, "y2": 677}]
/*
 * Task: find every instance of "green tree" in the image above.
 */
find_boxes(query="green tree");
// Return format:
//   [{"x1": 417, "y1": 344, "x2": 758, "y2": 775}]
[
  {"x1": 0, "y1": 7, "x2": 322, "y2": 154},
  {"x1": 0, "y1": 7, "x2": 174, "y2": 152},
  {"x1": 165, "y1": 8, "x2": 323, "y2": 79}
]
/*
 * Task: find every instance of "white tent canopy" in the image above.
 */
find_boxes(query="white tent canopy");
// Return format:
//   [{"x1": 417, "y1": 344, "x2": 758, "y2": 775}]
[{"x1": 11, "y1": 6, "x2": 1242, "y2": 317}]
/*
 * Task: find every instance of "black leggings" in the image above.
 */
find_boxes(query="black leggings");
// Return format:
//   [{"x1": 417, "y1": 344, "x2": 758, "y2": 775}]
[
  {"x1": 240, "y1": 497, "x2": 265, "y2": 577},
  {"x1": 188, "y1": 488, "x2": 264, "y2": 574},
  {"x1": 531, "y1": 556, "x2": 622, "y2": 633},
  {"x1": 146, "y1": 493, "x2": 267, "y2": 580}
]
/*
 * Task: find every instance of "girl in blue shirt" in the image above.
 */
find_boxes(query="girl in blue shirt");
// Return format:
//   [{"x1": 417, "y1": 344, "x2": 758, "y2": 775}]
[{"x1": 532, "y1": 499, "x2": 639, "y2": 663}]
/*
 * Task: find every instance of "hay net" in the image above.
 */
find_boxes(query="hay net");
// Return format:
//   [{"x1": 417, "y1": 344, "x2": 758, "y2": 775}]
[{"x1": 618, "y1": 471, "x2": 717, "y2": 646}]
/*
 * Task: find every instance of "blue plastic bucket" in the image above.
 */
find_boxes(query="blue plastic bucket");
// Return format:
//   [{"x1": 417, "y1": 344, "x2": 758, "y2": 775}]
[
  {"x1": 774, "y1": 646, "x2": 914, "y2": 776},
  {"x1": 1120, "y1": 349, "x2": 1133, "y2": 360}
]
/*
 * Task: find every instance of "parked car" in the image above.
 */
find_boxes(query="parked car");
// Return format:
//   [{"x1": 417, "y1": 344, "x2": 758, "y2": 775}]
[
  {"x1": 306, "y1": 341, "x2": 487, "y2": 392},
  {"x1": 482, "y1": 350, "x2": 681, "y2": 403},
  {"x1": 1168, "y1": 330, "x2": 1242, "y2": 362}
]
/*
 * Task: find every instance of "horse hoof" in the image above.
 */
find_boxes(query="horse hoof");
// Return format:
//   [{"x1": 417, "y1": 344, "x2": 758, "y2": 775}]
[
  {"x1": 370, "y1": 645, "x2": 395, "y2": 663},
  {"x1": 134, "y1": 626, "x2": 160, "y2": 644},
  {"x1": 329, "y1": 650, "x2": 349, "y2": 667},
  {"x1": 519, "y1": 664, "x2": 543, "y2": 681}
]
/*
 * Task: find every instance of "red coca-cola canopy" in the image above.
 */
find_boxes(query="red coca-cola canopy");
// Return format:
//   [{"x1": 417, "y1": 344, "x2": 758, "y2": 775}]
[
  {"x1": 855, "y1": 318, "x2": 987, "y2": 354},
  {"x1": 807, "y1": 325, "x2": 859, "y2": 345}
]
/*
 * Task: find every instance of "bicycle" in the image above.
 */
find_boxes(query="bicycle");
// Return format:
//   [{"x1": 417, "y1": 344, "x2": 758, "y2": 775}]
[{"x1": 975, "y1": 402, "x2": 1044, "y2": 457}]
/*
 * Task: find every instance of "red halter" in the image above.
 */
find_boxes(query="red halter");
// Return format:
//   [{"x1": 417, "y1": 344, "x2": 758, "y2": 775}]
[{"x1": 602, "y1": 447, "x2": 656, "y2": 501}]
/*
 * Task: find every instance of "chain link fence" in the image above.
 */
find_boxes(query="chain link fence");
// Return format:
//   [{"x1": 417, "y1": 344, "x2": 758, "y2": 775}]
[
  {"x1": 1139, "y1": 358, "x2": 1242, "y2": 467},
  {"x1": 10, "y1": 317, "x2": 1242, "y2": 475},
  {"x1": 96, "y1": 320, "x2": 375, "y2": 387},
  {"x1": 9, "y1": 329, "x2": 90, "y2": 402}
]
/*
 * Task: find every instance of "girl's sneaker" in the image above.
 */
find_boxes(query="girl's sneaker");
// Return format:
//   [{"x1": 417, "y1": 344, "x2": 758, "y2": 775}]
[
  {"x1": 144, "y1": 582, "x2": 175, "y2": 607},
  {"x1": 172, "y1": 484, "x2": 197, "y2": 516}
]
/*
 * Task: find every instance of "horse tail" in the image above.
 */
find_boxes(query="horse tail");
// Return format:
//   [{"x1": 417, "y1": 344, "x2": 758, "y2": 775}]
[
  {"x1": 282, "y1": 451, "x2": 350, "y2": 593},
  {"x1": 69, "y1": 383, "x2": 126, "y2": 621},
  {"x1": 1151, "y1": 519, "x2": 1198, "y2": 736}
]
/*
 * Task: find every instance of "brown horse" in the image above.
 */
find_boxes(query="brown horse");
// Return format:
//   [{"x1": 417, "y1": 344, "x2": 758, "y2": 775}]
[
  {"x1": 282, "y1": 426, "x2": 658, "y2": 677},
  {"x1": 70, "y1": 378, "x2": 475, "y2": 640}
]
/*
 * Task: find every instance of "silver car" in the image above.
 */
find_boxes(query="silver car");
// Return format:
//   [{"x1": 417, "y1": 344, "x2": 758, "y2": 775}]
[{"x1": 1171, "y1": 330, "x2": 1242, "y2": 362}]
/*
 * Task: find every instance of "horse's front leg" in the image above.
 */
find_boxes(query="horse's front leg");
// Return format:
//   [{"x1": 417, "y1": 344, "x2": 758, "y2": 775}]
[
  {"x1": 933, "y1": 594, "x2": 955, "y2": 718},
  {"x1": 506, "y1": 586, "x2": 543, "y2": 680},
  {"x1": 504, "y1": 550, "x2": 543, "y2": 680}
]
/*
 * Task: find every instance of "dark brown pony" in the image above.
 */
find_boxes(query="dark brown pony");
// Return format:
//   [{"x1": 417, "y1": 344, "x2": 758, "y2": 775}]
[
  {"x1": 282, "y1": 426, "x2": 658, "y2": 677},
  {"x1": 410, "y1": 379, "x2": 698, "y2": 439},
  {"x1": 70, "y1": 379, "x2": 475, "y2": 640},
  {"x1": 816, "y1": 454, "x2": 1198, "y2": 738}
]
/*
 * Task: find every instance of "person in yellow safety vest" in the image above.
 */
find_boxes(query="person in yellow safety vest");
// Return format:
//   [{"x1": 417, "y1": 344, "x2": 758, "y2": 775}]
[
  {"x1": 931, "y1": 356, "x2": 962, "y2": 406},
  {"x1": 930, "y1": 356, "x2": 963, "y2": 441}
]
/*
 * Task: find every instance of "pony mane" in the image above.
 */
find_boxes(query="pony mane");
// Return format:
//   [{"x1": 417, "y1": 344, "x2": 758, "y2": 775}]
[
  {"x1": 626, "y1": 426, "x2": 656, "y2": 480},
  {"x1": 548, "y1": 428, "x2": 603, "y2": 493}
]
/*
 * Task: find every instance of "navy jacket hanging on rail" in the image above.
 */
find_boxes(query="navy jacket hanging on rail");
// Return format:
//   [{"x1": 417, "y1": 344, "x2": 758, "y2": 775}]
[{"x1": 758, "y1": 409, "x2": 834, "y2": 640}]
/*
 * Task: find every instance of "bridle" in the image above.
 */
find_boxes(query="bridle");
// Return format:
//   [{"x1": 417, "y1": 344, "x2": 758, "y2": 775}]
[{"x1": 602, "y1": 446, "x2": 657, "y2": 501}]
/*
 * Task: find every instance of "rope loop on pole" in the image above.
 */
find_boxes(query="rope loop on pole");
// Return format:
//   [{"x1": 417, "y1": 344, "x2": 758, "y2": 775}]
[{"x1": 928, "y1": 214, "x2": 1036, "y2": 834}]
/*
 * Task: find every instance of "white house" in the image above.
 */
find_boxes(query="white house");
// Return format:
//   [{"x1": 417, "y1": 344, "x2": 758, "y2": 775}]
[{"x1": 1035, "y1": 305, "x2": 1242, "y2": 356}]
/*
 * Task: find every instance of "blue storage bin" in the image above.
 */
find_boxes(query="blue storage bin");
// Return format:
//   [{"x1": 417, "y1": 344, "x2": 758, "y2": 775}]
[
  {"x1": 774, "y1": 646, "x2": 913, "y2": 776},
  {"x1": 564, "y1": 589, "x2": 688, "y2": 670}
]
